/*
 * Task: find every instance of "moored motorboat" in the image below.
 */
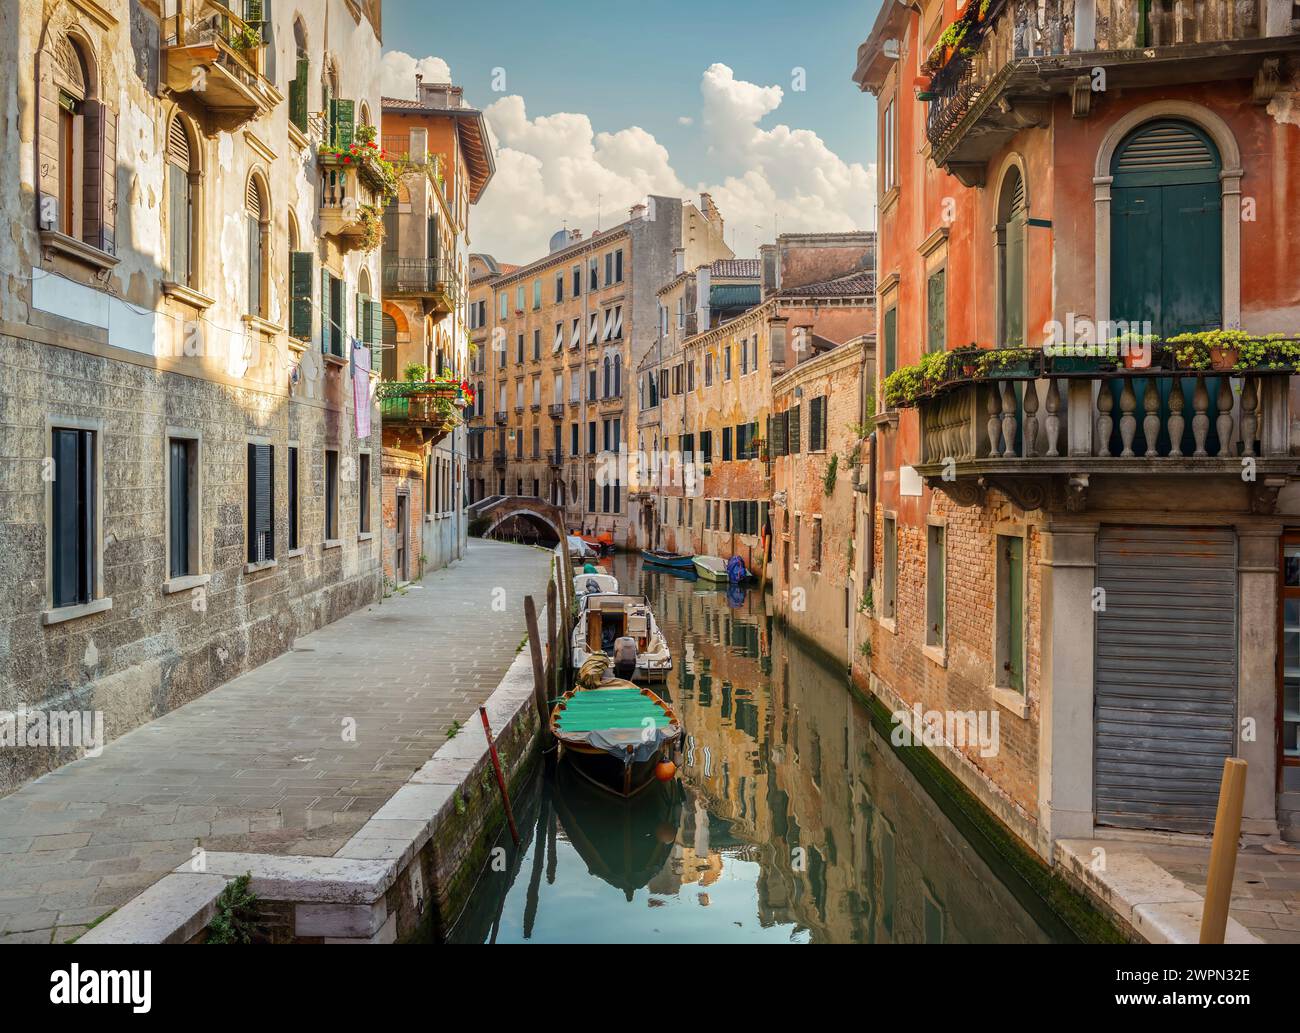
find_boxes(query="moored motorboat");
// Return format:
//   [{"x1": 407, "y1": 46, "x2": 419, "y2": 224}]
[
  {"x1": 573, "y1": 571, "x2": 619, "y2": 600},
  {"x1": 640, "y1": 548, "x2": 694, "y2": 570},
  {"x1": 551, "y1": 657, "x2": 682, "y2": 798},
  {"x1": 572, "y1": 592, "x2": 672, "y2": 680},
  {"x1": 691, "y1": 555, "x2": 728, "y2": 582}
]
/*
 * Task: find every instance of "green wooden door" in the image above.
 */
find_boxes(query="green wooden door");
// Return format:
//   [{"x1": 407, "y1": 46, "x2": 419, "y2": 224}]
[{"x1": 1110, "y1": 119, "x2": 1221, "y2": 337}]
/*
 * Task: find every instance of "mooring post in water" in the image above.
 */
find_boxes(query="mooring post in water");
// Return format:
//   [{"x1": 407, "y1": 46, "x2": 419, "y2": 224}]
[
  {"x1": 1200, "y1": 757, "x2": 1247, "y2": 944},
  {"x1": 479, "y1": 705, "x2": 520, "y2": 846},
  {"x1": 524, "y1": 595, "x2": 550, "y2": 745},
  {"x1": 546, "y1": 579, "x2": 558, "y2": 699}
]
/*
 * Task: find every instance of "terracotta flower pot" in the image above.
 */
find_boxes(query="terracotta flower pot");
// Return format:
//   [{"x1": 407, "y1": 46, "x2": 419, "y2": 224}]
[
  {"x1": 1123, "y1": 350, "x2": 1151, "y2": 370},
  {"x1": 1209, "y1": 346, "x2": 1238, "y2": 372}
]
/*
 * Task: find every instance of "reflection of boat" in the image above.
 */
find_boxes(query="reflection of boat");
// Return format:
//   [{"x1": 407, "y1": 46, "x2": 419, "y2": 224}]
[
  {"x1": 552, "y1": 762, "x2": 682, "y2": 900},
  {"x1": 551, "y1": 661, "x2": 682, "y2": 796},
  {"x1": 692, "y1": 555, "x2": 728, "y2": 582},
  {"x1": 572, "y1": 593, "x2": 672, "y2": 680},
  {"x1": 640, "y1": 549, "x2": 694, "y2": 570},
  {"x1": 573, "y1": 572, "x2": 619, "y2": 600}
]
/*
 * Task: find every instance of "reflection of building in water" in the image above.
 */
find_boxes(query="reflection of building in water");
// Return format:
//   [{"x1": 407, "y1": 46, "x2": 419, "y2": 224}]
[{"x1": 646, "y1": 566, "x2": 1054, "y2": 942}]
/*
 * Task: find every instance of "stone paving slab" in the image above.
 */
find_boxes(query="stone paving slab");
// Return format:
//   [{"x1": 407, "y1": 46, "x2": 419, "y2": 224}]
[
  {"x1": 0, "y1": 540, "x2": 553, "y2": 943},
  {"x1": 1057, "y1": 837, "x2": 1300, "y2": 944}
]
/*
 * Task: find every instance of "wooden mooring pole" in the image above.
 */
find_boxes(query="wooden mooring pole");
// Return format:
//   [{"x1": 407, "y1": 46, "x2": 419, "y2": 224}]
[
  {"x1": 1199, "y1": 757, "x2": 1247, "y2": 944},
  {"x1": 478, "y1": 705, "x2": 519, "y2": 846},
  {"x1": 524, "y1": 595, "x2": 550, "y2": 747}
]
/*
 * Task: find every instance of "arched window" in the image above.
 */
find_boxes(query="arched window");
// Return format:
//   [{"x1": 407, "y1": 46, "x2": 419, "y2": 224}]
[
  {"x1": 39, "y1": 31, "x2": 116, "y2": 251},
  {"x1": 246, "y1": 174, "x2": 269, "y2": 317},
  {"x1": 167, "y1": 115, "x2": 197, "y2": 286},
  {"x1": 995, "y1": 165, "x2": 1027, "y2": 347},
  {"x1": 613, "y1": 354, "x2": 622, "y2": 397}
]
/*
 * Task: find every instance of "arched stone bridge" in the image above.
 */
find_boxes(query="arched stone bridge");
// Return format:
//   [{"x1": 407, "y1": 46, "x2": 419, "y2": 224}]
[{"x1": 467, "y1": 495, "x2": 567, "y2": 544}]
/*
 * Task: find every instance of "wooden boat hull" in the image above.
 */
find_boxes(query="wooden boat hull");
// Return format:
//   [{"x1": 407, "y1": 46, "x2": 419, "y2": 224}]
[{"x1": 640, "y1": 550, "x2": 695, "y2": 570}]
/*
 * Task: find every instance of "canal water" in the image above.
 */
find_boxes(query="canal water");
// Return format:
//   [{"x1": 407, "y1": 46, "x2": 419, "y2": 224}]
[{"x1": 446, "y1": 554, "x2": 1068, "y2": 944}]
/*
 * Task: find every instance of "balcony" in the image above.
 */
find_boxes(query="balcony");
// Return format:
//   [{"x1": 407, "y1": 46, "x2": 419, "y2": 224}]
[
  {"x1": 924, "y1": 0, "x2": 1300, "y2": 186},
  {"x1": 494, "y1": 411, "x2": 508, "y2": 426},
  {"x1": 382, "y1": 258, "x2": 461, "y2": 317},
  {"x1": 163, "y1": 1, "x2": 281, "y2": 131},
  {"x1": 548, "y1": 449, "x2": 563, "y2": 469},
  {"x1": 908, "y1": 347, "x2": 1295, "y2": 513},
  {"x1": 378, "y1": 385, "x2": 461, "y2": 446},
  {"x1": 318, "y1": 161, "x2": 380, "y2": 252},
  {"x1": 598, "y1": 392, "x2": 624, "y2": 412},
  {"x1": 492, "y1": 449, "x2": 507, "y2": 471},
  {"x1": 548, "y1": 403, "x2": 564, "y2": 419}
]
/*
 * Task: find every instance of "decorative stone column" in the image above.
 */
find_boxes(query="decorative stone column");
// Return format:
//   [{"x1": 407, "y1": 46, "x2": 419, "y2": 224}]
[{"x1": 1037, "y1": 521, "x2": 1099, "y2": 857}]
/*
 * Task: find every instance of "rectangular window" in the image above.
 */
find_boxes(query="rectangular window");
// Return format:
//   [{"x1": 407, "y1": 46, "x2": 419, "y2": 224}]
[
  {"x1": 588, "y1": 477, "x2": 596, "y2": 510},
  {"x1": 532, "y1": 279, "x2": 541, "y2": 309},
  {"x1": 324, "y1": 449, "x2": 339, "y2": 542},
  {"x1": 700, "y1": 430, "x2": 713, "y2": 463},
  {"x1": 570, "y1": 422, "x2": 579, "y2": 456},
  {"x1": 881, "y1": 99, "x2": 896, "y2": 193},
  {"x1": 615, "y1": 249, "x2": 624, "y2": 283},
  {"x1": 589, "y1": 258, "x2": 598, "y2": 291},
  {"x1": 810, "y1": 517, "x2": 823, "y2": 572},
  {"x1": 358, "y1": 452, "x2": 371, "y2": 534},
  {"x1": 515, "y1": 285, "x2": 525, "y2": 312},
  {"x1": 926, "y1": 524, "x2": 945, "y2": 648},
  {"x1": 532, "y1": 329, "x2": 541, "y2": 360},
  {"x1": 882, "y1": 516, "x2": 898, "y2": 620},
  {"x1": 722, "y1": 426, "x2": 733, "y2": 462},
  {"x1": 499, "y1": 292, "x2": 508, "y2": 319},
  {"x1": 883, "y1": 305, "x2": 898, "y2": 380},
  {"x1": 996, "y1": 534, "x2": 1025, "y2": 692},
  {"x1": 809, "y1": 396, "x2": 827, "y2": 452},
  {"x1": 51, "y1": 427, "x2": 96, "y2": 607},
  {"x1": 288, "y1": 445, "x2": 299, "y2": 551},
  {"x1": 724, "y1": 345, "x2": 732, "y2": 380},
  {"x1": 573, "y1": 265, "x2": 581, "y2": 296},
  {"x1": 168, "y1": 437, "x2": 197, "y2": 578},
  {"x1": 927, "y1": 268, "x2": 946, "y2": 353},
  {"x1": 247, "y1": 442, "x2": 274, "y2": 563},
  {"x1": 587, "y1": 421, "x2": 597, "y2": 454},
  {"x1": 555, "y1": 272, "x2": 564, "y2": 304},
  {"x1": 704, "y1": 353, "x2": 713, "y2": 386},
  {"x1": 788, "y1": 404, "x2": 802, "y2": 454}
]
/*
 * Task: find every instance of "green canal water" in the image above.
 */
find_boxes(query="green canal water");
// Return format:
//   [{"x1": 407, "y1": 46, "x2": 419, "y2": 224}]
[{"x1": 446, "y1": 554, "x2": 1071, "y2": 944}]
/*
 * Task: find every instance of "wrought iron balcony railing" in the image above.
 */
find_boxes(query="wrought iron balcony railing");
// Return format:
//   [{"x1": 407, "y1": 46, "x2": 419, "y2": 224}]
[{"x1": 382, "y1": 258, "x2": 461, "y2": 315}]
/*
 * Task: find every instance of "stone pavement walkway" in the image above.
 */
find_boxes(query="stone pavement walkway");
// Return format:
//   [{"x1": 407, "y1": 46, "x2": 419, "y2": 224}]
[
  {"x1": 0, "y1": 539, "x2": 553, "y2": 943},
  {"x1": 1058, "y1": 836, "x2": 1300, "y2": 944}
]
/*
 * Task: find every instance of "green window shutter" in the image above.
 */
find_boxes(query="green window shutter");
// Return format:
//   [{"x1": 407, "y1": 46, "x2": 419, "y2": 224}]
[
  {"x1": 368, "y1": 296, "x2": 383, "y2": 347},
  {"x1": 289, "y1": 57, "x2": 309, "y2": 132},
  {"x1": 330, "y1": 99, "x2": 355, "y2": 148},
  {"x1": 883, "y1": 307, "x2": 897, "y2": 378},
  {"x1": 926, "y1": 268, "x2": 946, "y2": 353},
  {"x1": 789, "y1": 404, "x2": 801, "y2": 454},
  {"x1": 771, "y1": 411, "x2": 787, "y2": 456},
  {"x1": 290, "y1": 251, "x2": 312, "y2": 340},
  {"x1": 320, "y1": 268, "x2": 331, "y2": 353}
]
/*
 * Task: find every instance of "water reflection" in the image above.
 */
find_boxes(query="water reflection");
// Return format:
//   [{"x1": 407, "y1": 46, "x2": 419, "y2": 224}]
[{"x1": 448, "y1": 556, "x2": 1062, "y2": 944}]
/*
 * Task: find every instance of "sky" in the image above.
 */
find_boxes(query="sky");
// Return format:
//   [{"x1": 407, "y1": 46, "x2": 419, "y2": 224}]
[{"x1": 380, "y1": 0, "x2": 883, "y2": 262}]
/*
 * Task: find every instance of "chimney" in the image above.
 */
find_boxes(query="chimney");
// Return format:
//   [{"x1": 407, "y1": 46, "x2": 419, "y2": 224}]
[
  {"x1": 673, "y1": 247, "x2": 685, "y2": 276},
  {"x1": 419, "y1": 81, "x2": 464, "y2": 109},
  {"x1": 699, "y1": 192, "x2": 723, "y2": 234},
  {"x1": 695, "y1": 264, "x2": 711, "y2": 331},
  {"x1": 629, "y1": 202, "x2": 647, "y2": 221},
  {"x1": 760, "y1": 243, "x2": 780, "y2": 298}
]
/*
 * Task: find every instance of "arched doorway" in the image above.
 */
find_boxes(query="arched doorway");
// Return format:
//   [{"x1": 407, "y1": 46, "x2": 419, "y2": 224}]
[{"x1": 1108, "y1": 118, "x2": 1223, "y2": 337}]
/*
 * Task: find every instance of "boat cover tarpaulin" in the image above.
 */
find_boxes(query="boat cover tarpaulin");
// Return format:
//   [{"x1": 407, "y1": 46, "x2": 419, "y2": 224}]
[{"x1": 555, "y1": 688, "x2": 675, "y2": 764}]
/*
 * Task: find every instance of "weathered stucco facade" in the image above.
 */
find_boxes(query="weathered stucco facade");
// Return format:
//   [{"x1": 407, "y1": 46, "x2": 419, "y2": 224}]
[
  {"x1": 856, "y1": 0, "x2": 1300, "y2": 853},
  {"x1": 0, "y1": 0, "x2": 385, "y2": 793}
]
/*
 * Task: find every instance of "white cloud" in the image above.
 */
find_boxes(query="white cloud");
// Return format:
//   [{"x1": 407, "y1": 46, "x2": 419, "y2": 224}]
[
  {"x1": 379, "y1": 51, "x2": 453, "y2": 100},
  {"x1": 385, "y1": 55, "x2": 872, "y2": 260}
]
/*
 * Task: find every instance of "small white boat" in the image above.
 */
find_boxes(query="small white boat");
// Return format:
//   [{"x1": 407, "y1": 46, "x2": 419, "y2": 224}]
[
  {"x1": 567, "y1": 535, "x2": 598, "y2": 563},
  {"x1": 573, "y1": 571, "x2": 619, "y2": 600},
  {"x1": 572, "y1": 593, "x2": 672, "y2": 681},
  {"x1": 692, "y1": 555, "x2": 728, "y2": 582}
]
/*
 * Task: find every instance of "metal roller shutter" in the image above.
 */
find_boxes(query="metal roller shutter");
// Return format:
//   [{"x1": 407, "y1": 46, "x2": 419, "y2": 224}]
[{"x1": 1094, "y1": 526, "x2": 1237, "y2": 833}]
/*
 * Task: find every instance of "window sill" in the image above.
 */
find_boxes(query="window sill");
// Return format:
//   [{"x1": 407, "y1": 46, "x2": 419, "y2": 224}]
[
  {"x1": 922, "y1": 642, "x2": 947, "y2": 668},
  {"x1": 162, "y1": 281, "x2": 215, "y2": 310},
  {"x1": 39, "y1": 230, "x2": 120, "y2": 272},
  {"x1": 287, "y1": 121, "x2": 310, "y2": 152},
  {"x1": 42, "y1": 596, "x2": 113, "y2": 626},
  {"x1": 358, "y1": 531, "x2": 374, "y2": 541},
  {"x1": 243, "y1": 559, "x2": 278, "y2": 575},
  {"x1": 163, "y1": 573, "x2": 211, "y2": 595},
  {"x1": 285, "y1": 547, "x2": 305, "y2": 558},
  {"x1": 242, "y1": 314, "x2": 283, "y2": 337},
  {"x1": 877, "y1": 614, "x2": 897, "y2": 635},
  {"x1": 993, "y1": 686, "x2": 1030, "y2": 720},
  {"x1": 288, "y1": 337, "x2": 309, "y2": 354},
  {"x1": 323, "y1": 538, "x2": 342, "y2": 550}
]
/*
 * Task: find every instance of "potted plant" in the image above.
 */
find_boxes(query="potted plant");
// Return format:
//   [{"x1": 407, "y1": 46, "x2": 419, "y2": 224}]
[
  {"x1": 402, "y1": 362, "x2": 430, "y2": 383},
  {"x1": 1108, "y1": 332, "x2": 1161, "y2": 370},
  {"x1": 978, "y1": 0, "x2": 992, "y2": 20},
  {"x1": 951, "y1": 344, "x2": 985, "y2": 378},
  {"x1": 1166, "y1": 329, "x2": 1250, "y2": 372},
  {"x1": 1047, "y1": 340, "x2": 1118, "y2": 376},
  {"x1": 1171, "y1": 337, "x2": 1211, "y2": 372},
  {"x1": 937, "y1": 19, "x2": 969, "y2": 64},
  {"x1": 976, "y1": 346, "x2": 1040, "y2": 379}
]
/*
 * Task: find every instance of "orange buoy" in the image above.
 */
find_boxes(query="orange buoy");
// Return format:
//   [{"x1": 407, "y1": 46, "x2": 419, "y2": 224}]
[{"x1": 655, "y1": 759, "x2": 677, "y2": 782}]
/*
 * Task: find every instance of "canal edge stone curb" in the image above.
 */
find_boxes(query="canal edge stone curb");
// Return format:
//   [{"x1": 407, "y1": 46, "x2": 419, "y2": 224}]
[{"x1": 76, "y1": 603, "x2": 553, "y2": 944}]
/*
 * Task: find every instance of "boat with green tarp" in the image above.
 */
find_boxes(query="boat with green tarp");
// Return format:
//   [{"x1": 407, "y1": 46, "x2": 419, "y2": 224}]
[{"x1": 550, "y1": 657, "x2": 682, "y2": 797}]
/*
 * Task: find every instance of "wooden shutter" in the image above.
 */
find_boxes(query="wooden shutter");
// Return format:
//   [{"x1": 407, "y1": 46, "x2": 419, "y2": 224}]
[
  {"x1": 883, "y1": 307, "x2": 897, "y2": 378},
  {"x1": 81, "y1": 99, "x2": 116, "y2": 253},
  {"x1": 247, "y1": 443, "x2": 273, "y2": 562},
  {"x1": 368, "y1": 296, "x2": 382, "y2": 348},
  {"x1": 290, "y1": 252, "x2": 312, "y2": 339},
  {"x1": 926, "y1": 268, "x2": 946, "y2": 353},
  {"x1": 168, "y1": 164, "x2": 190, "y2": 285},
  {"x1": 810, "y1": 397, "x2": 826, "y2": 451},
  {"x1": 330, "y1": 98, "x2": 355, "y2": 147},
  {"x1": 320, "y1": 268, "x2": 331, "y2": 353},
  {"x1": 771, "y1": 411, "x2": 787, "y2": 456},
  {"x1": 289, "y1": 56, "x2": 309, "y2": 131},
  {"x1": 169, "y1": 440, "x2": 191, "y2": 578},
  {"x1": 1003, "y1": 170, "x2": 1026, "y2": 348}
]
